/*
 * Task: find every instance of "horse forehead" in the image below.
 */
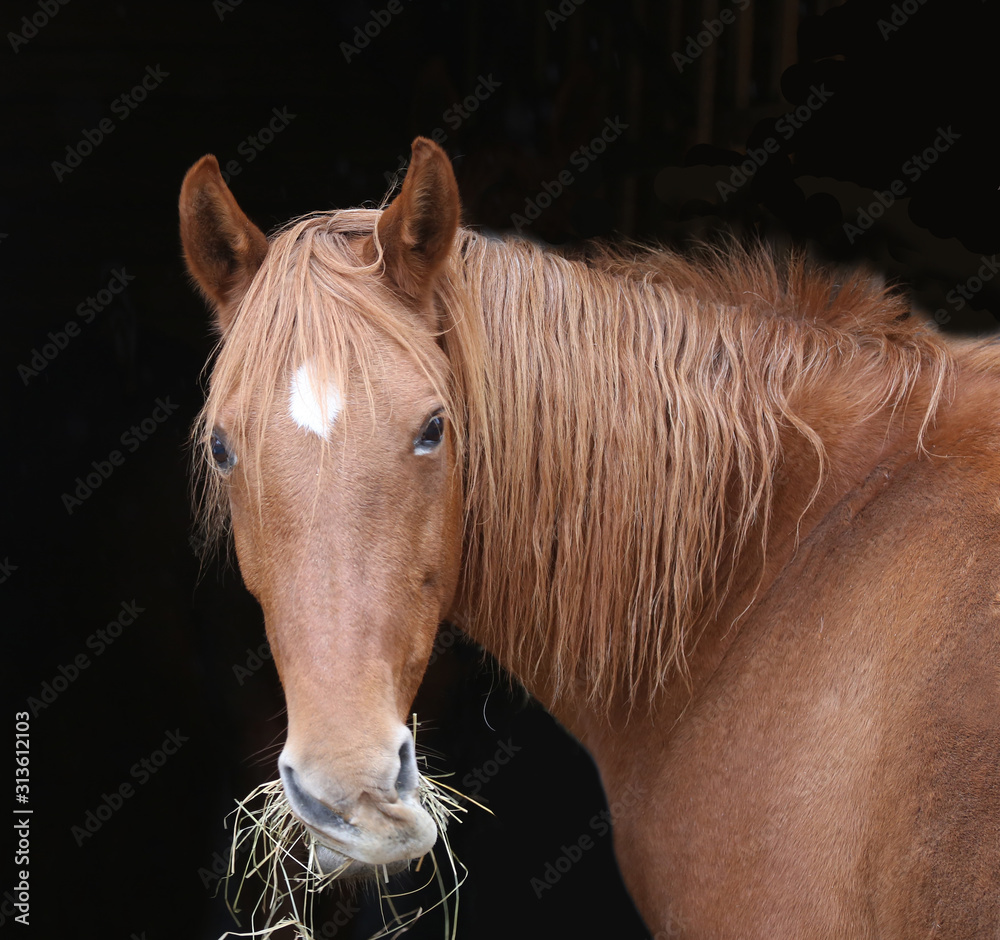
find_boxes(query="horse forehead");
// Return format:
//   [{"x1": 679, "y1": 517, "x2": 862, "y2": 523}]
[{"x1": 289, "y1": 360, "x2": 343, "y2": 439}]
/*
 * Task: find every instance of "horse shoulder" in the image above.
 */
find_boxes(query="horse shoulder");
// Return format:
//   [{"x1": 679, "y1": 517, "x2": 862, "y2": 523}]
[
  {"x1": 609, "y1": 428, "x2": 1000, "y2": 938},
  {"x1": 855, "y1": 434, "x2": 1000, "y2": 936}
]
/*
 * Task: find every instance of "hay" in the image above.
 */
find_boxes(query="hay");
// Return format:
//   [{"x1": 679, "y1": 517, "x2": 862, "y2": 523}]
[{"x1": 216, "y1": 716, "x2": 487, "y2": 940}]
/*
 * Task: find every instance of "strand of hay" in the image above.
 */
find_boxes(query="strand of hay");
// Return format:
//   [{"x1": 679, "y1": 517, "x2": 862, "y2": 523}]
[{"x1": 216, "y1": 716, "x2": 488, "y2": 940}]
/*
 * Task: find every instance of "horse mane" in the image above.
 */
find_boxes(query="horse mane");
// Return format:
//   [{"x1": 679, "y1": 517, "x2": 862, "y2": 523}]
[
  {"x1": 192, "y1": 208, "x2": 955, "y2": 708},
  {"x1": 443, "y1": 231, "x2": 954, "y2": 707}
]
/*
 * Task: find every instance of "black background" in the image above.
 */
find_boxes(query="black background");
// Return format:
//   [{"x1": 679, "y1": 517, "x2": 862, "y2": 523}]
[{"x1": 4, "y1": 1, "x2": 999, "y2": 938}]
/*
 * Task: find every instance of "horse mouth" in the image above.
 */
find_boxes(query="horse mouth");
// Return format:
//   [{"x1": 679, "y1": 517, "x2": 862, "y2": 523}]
[{"x1": 277, "y1": 757, "x2": 439, "y2": 879}]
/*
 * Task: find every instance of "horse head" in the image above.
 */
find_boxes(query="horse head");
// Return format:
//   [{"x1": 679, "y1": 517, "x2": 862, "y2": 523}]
[{"x1": 179, "y1": 138, "x2": 464, "y2": 876}]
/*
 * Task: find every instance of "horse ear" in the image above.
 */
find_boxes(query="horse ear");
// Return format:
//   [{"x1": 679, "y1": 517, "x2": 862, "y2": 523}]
[
  {"x1": 179, "y1": 154, "x2": 268, "y2": 331},
  {"x1": 376, "y1": 137, "x2": 460, "y2": 305}
]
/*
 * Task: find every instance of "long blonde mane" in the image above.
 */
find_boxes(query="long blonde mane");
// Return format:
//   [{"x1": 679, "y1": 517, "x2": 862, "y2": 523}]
[{"x1": 193, "y1": 212, "x2": 955, "y2": 706}]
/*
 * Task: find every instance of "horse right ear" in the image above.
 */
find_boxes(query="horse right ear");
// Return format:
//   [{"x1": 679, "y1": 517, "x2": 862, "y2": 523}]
[{"x1": 179, "y1": 154, "x2": 268, "y2": 331}]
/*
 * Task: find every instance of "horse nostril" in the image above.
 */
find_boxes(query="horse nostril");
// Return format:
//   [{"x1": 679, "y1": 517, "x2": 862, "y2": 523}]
[
  {"x1": 395, "y1": 734, "x2": 418, "y2": 796},
  {"x1": 279, "y1": 760, "x2": 354, "y2": 834}
]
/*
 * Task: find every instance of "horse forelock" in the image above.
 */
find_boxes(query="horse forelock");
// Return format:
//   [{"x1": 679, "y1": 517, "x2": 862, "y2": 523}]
[{"x1": 190, "y1": 208, "x2": 456, "y2": 557}]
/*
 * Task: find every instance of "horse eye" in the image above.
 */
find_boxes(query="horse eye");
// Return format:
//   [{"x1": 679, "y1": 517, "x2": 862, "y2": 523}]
[
  {"x1": 414, "y1": 413, "x2": 445, "y2": 454},
  {"x1": 210, "y1": 430, "x2": 236, "y2": 470}
]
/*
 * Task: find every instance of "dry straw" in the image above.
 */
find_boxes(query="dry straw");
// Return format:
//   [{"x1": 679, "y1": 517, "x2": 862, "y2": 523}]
[{"x1": 217, "y1": 717, "x2": 489, "y2": 940}]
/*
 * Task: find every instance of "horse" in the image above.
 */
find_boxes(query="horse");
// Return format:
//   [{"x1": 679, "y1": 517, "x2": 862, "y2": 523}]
[{"x1": 179, "y1": 137, "x2": 1000, "y2": 937}]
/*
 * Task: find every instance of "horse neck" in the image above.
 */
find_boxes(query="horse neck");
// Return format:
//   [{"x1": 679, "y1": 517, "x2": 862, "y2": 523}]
[{"x1": 444, "y1": 235, "x2": 952, "y2": 730}]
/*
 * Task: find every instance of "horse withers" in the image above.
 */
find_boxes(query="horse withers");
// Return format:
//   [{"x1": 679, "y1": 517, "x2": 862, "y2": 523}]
[{"x1": 180, "y1": 137, "x2": 1000, "y2": 937}]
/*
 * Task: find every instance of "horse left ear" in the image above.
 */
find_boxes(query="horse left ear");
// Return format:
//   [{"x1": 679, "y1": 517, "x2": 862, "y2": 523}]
[{"x1": 376, "y1": 137, "x2": 460, "y2": 306}]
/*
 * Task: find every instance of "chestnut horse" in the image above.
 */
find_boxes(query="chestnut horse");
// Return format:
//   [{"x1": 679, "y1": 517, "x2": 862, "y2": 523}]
[{"x1": 180, "y1": 138, "x2": 1000, "y2": 937}]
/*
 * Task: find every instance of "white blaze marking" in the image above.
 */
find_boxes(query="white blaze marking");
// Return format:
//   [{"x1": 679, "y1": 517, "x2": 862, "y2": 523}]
[{"x1": 289, "y1": 361, "x2": 342, "y2": 438}]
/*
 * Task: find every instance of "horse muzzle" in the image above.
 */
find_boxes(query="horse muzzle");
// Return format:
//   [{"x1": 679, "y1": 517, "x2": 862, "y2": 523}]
[{"x1": 277, "y1": 726, "x2": 438, "y2": 872}]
